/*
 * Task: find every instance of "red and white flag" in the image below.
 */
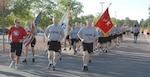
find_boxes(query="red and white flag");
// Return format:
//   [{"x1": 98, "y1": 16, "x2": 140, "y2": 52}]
[
  {"x1": 23, "y1": 12, "x2": 41, "y2": 47},
  {"x1": 95, "y1": 8, "x2": 113, "y2": 33}
]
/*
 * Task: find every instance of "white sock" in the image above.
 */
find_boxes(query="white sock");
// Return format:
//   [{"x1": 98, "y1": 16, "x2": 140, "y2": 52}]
[
  {"x1": 49, "y1": 60, "x2": 52, "y2": 64},
  {"x1": 83, "y1": 64, "x2": 87, "y2": 66},
  {"x1": 75, "y1": 48, "x2": 78, "y2": 50},
  {"x1": 53, "y1": 61, "x2": 56, "y2": 66},
  {"x1": 15, "y1": 63, "x2": 18, "y2": 66}
]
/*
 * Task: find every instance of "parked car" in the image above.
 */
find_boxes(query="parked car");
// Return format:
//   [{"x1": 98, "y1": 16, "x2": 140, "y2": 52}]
[{"x1": 0, "y1": 26, "x2": 8, "y2": 35}]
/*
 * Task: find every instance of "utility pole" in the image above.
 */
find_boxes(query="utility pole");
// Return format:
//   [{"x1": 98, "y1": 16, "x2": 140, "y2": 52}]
[
  {"x1": 115, "y1": 11, "x2": 117, "y2": 24},
  {"x1": 148, "y1": 4, "x2": 150, "y2": 18},
  {"x1": 115, "y1": 11, "x2": 117, "y2": 19},
  {"x1": 100, "y1": 2, "x2": 105, "y2": 14}
]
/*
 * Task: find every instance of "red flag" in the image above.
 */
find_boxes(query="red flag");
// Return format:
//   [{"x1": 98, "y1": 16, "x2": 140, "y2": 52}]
[{"x1": 95, "y1": 8, "x2": 113, "y2": 33}]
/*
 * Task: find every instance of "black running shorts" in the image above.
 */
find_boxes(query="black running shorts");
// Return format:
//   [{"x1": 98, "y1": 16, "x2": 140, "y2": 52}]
[
  {"x1": 31, "y1": 38, "x2": 36, "y2": 47},
  {"x1": 71, "y1": 39, "x2": 79, "y2": 45},
  {"x1": 66, "y1": 35, "x2": 70, "y2": 40},
  {"x1": 10, "y1": 42, "x2": 23, "y2": 56},
  {"x1": 48, "y1": 41, "x2": 61, "y2": 52},
  {"x1": 82, "y1": 42, "x2": 93, "y2": 54}
]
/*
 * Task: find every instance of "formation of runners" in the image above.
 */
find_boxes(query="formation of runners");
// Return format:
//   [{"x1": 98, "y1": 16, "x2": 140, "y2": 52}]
[{"x1": 7, "y1": 17, "x2": 141, "y2": 72}]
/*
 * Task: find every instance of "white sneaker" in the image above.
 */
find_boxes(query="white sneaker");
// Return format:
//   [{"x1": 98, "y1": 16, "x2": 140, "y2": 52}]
[
  {"x1": 9, "y1": 61, "x2": 14, "y2": 68},
  {"x1": 15, "y1": 64, "x2": 18, "y2": 70},
  {"x1": 109, "y1": 45, "x2": 113, "y2": 50}
]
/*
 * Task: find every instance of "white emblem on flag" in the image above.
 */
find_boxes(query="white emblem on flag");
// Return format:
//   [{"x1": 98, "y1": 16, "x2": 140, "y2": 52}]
[{"x1": 106, "y1": 21, "x2": 111, "y2": 26}]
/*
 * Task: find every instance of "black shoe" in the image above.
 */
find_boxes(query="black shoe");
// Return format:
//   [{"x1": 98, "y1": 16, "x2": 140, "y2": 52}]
[
  {"x1": 74, "y1": 50, "x2": 77, "y2": 55},
  {"x1": 32, "y1": 58, "x2": 35, "y2": 62},
  {"x1": 52, "y1": 66, "x2": 55, "y2": 71},
  {"x1": 102, "y1": 49, "x2": 105, "y2": 52},
  {"x1": 105, "y1": 50, "x2": 108, "y2": 53},
  {"x1": 82, "y1": 66, "x2": 88, "y2": 71},
  {"x1": 47, "y1": 64, "x2": 52, "y2": 69},
  {"x1": 89, "y1": 59, "x2": 91, "y2": 63},
  {"x1": 69, "y1": 47, "x2": 71, "y2": 50},
  {"x1": 64, "y1": 48, "x2": 66, "y2": 50},
  {"x1": 60, "y1": 57, "x2": 62, "y2": 61},
  {"x1": 23, "y1": 59, "x2": 27, "y2": 63}
]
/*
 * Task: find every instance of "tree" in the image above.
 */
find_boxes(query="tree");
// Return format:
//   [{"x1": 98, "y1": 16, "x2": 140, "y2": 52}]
[
  {"x1": 72, "y1": 14, "x2": 94, "y2": 24},
  {"x1": 57, "y1": 0, "x2": 83, "y2": 25},
  {"x1": 31, "y1": 0, "x2": 57, "y2": 28},
  {"x1": 117, "y1": 19, "x2": 124, "y2": 26},
  {"x1": 93, "y1": 13, "x2": 101, "y2": 23},
  {"x1": 2, "y1": 0, "x2": 34, "y2": 27},
  {"x1": 9, "y1": 0, "x2": 33, "y2": 20},
  {"x1": 133, "y1": 20, "x2": 139, "y2": 27},
  {"x1": 111, "y1": 17, "x2": 118, "y2": 25},
  {"x1": 141, "y1": 18, "x2": 150, "y2": 28},
  {"x1": 139, "y1": 19, "x2": 144, "y2": 27}
]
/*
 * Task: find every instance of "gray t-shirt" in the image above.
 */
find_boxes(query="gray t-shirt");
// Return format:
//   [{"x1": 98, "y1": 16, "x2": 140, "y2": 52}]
[
  {"x1": 44, "y1": 25, "x2": 65, "y2": 41},
  {"x1": 78, "y1": 26, "x2": 98, "y2": 43},
  {"x1": 96, "y1": 28, "x2": 104, "y2": 37},
  {"x1": 133, "y1": 27, "x2": 139, "y2": 33},
  {"x1": 114, "y1": 27, "x2": 120, "y2": 35},
  {"x1": 109, "y1": 27, "x2": 115, "y2": 35},
  {"x1": 69, "y1": 27, "x2": 79, "y2": 39}
]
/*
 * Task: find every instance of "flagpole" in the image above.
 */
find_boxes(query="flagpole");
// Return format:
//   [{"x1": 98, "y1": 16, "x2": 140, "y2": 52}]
[
  {"x1": 108, "y1": 3, "x2": 112, "y2": 8},
  {"x1": 68, "y1": 1, "x2": 72, "y2": 25}
]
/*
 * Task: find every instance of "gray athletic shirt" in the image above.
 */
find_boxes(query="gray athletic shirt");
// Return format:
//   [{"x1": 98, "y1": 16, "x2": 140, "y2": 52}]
[
  {"x1": 78, "y1": 27, "x2": 98, "y2": 43},
  {"x1": 96, "y1": 28, "x2": 104, "y2": 37},
  {"x1": 69, "y1": 27, "x2": 79, "y2": 39},
  {"x1": 44, "y1": 25, "x2": 65, "y2": 41}
]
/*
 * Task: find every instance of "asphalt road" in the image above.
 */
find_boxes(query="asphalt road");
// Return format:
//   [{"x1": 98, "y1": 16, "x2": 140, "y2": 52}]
[{"x1": 0, "y1": 33, "x2": 150, "y2": 77}]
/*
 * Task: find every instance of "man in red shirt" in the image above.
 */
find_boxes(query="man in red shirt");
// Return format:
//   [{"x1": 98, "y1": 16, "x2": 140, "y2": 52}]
[{"x1": 7, "y1": 18, "x2": 27, "y2": 69}]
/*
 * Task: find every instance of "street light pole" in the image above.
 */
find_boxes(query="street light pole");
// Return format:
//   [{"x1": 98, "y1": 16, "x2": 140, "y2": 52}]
[{"x1": 100, "y1": 2, "x2": 105, "y2": 14}]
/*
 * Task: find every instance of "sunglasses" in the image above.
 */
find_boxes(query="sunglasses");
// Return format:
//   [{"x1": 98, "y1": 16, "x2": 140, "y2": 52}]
[{"x1": 16, "y1": 22, "x2": 20, "y2": 23}]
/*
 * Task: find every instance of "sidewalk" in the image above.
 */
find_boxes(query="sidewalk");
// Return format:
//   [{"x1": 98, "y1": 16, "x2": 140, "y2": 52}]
[{"x1": 0, "y1": 33, "x2": 150, "y2": 77}]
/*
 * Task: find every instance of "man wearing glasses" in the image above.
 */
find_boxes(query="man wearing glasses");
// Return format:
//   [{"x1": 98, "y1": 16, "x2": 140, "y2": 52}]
[{"x1": 7, "y1": 18, "x2": 27, "y2": 69}]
